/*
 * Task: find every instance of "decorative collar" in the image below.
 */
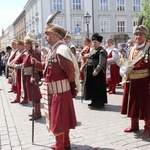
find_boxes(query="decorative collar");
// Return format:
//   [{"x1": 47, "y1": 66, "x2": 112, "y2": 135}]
[
  {"x1": 135, "y1": 42, "x2": 146, "y2": 49},
  {"x1": 106, "y1": 45, "x2": 115, "y2": 51},
  {"x1": 50, "y1": 40, "x2": 63, "y2": 51}
]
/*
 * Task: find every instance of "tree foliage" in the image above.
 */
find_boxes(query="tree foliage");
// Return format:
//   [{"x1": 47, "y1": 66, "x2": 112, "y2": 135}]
[{"x1": 136, "y1": 0, "x2": 150, "y2": 40}]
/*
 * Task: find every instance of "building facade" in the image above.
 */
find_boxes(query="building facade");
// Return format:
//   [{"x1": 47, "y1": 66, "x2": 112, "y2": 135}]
[
  {"x1": 13, "y1": 10, "x2": 26, "y2": 41},
  {"x1": 24, "y1": 0, "x2": 144, "y2": 46},
  {"x1": 0, "y1": 0, "x2": 145, "y2": 49}
]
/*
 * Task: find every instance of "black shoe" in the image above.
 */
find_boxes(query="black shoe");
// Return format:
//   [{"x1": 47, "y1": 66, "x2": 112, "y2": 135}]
[
  {"x1": 97, "y1": 105, "x2": 104, "y2": 108},
  {"x1": 88, "y1": 103, "x2": 95, "y2": 107},
  {"x1": 88, "y1": 104, "x2": 92, "y2": 106},
  {"x1": 93, "y1": 104, "x2": 104, "y2": 109},
  {"x1": 8, "y1": 90, "x2": 13, "y2": 93},
  {"x1": 88, "y1": 104, "x2": 104, "y2": 109}
]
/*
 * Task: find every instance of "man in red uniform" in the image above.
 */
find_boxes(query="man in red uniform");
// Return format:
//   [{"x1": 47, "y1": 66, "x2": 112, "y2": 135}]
[
  {"x1": 121, "y1": 24, "x2": 150, "y2": 139},
  {"x1": 32, "y1": 19, "x2": 79, "y2": 149},
  {"x1": 11, "y1": 40, "x2": 26, "y2": 103},
  {"x1": 80, "y1": 37, "x2": 91, "y2": 81},
  {"x1": 7, "y1": 40, "x2": 18, "y2": 92},
  {"x1": 21, "y1": 36, "x2": 42, "y2": 121}
]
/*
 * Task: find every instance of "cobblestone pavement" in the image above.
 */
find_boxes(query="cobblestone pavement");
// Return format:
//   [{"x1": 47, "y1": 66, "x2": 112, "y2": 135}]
[{"x1": 0, "y1": 75, "x2": 150, "y2": 150}]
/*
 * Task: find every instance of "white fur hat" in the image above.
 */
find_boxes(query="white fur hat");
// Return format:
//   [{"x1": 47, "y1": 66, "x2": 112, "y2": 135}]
[{"x1": 133, "y1": 25, "x2": 149, "y2": 36}]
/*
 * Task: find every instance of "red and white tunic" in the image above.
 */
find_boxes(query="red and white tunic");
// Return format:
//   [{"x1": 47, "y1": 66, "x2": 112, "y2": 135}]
[{"x1": 36, "y1": 41, "x2": 79, "y2": 133}]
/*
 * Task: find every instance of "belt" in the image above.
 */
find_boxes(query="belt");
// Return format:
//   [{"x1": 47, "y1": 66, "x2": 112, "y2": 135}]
[
  {"x1": 87, "y1": 59, "x2": 98, "y2": 66},
  {"x1": 43, "y1": 79, "x2": 70, "y2": 95},
  {"x1": 129, "y1": 69, "x2": 150, "y2": 79},
  {"x1": 23, "y1": 67, "x2": 33, "y2": 75}
]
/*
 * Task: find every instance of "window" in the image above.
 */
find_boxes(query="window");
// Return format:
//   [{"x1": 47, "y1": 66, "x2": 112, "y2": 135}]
[
  {"x1": 29, "y1": 9, "x2": 31, "y2": 21},
  {"x1": 35, "y1": 2, "x2": 38, "y2": 13},
  {"x1": 100, "y1": 19, "x2": 109, "y2": 33},
  {"x1": 54, "y1": 19, "x2": 64, "y2": 27},
  {"x1": 53, "y1": 0, "x2": 63, "y2": 10},
  {"x1": 99, "y1": 0, "x2": 108, "y2": 11},
  {"x1": 133, "y1": 19, "x2": 138, "y2": 26},
  {"x1": 117, "y1": 20, "x2": 125, "y2": 33},
  {"x1": 133, "y1": 0, "x2": 141, "y2": 11},
  {"x1": 116, "y1": 0, "x2": 125, "y2": 11},
  {"x1": 32, "y1": 6, "x2": 34, "y2": 16},
  {"x1": 36, "y1": 21, "x2": 39, "y2": 34},
  {"x1": 72, "y1": 0, "x2": 81, "y2": 10}
]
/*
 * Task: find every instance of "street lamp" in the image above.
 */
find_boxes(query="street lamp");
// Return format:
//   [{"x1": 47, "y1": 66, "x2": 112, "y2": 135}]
[{"x1": 84, "y1": 12, "x2": 91, "y2": 38}]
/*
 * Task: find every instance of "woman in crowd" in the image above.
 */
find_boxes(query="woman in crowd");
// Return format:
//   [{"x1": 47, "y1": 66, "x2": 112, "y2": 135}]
[{"x1": 105, "y1": 37, "x2": 120, "y2": 94}]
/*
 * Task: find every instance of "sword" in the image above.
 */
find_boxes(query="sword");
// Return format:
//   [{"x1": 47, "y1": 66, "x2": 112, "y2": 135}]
[
  {"x1": 31, "y1": 58, "x2": 35, "y2": 144},
  {"x1": 80, "y1": 80, "x2": 84, "y2": 103}
]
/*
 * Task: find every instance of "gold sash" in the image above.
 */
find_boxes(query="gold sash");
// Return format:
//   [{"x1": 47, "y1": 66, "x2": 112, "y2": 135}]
[
  {"x1": 22, "y1": 67, "x2": 33, "y2": 75},
  {"x1": 129, "y1": 69, "x2": 150, "y2": 79}
]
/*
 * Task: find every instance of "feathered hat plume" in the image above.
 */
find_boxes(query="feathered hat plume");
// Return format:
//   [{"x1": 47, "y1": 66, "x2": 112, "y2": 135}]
[
  {"x1": 133, "y1": 15, "x2": 149, "y2": 36},
  {"x1": 46, "y1": 11, "x2": 61, "y2": 24},
  {"x1": 45, "y1": 11, "x2": 66, "y2": 39},
  {"x1": 137, "y1": 15, "x2": 145, "y2": 26}
]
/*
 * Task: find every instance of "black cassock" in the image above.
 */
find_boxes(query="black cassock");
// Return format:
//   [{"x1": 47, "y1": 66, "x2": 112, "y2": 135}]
[{"x1": 84, "y1": 46, "x2": 108, "y2": 108}]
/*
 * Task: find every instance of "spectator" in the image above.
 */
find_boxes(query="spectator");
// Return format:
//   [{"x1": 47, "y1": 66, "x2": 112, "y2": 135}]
[
  {"x1": 63, "y1": 34, "x2": 73, "y2": 47},
  {"x1": 41, "y1": 47, "x2": 49, "y2": 62},
  {"x1": 4, "y1": 46, "x2": 12, "y2": 78},
  {"x1": 70, "y1": 45, "x2": 77, "y2": 56},
  {"x1": 125, "y1": 39, "x2": 135, "y2": 52},
  {"x1": 0, "y1": 51, "x2": 6, "y2": 75}
]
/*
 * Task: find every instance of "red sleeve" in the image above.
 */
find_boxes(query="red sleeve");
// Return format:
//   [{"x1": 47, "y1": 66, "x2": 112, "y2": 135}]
[
  {"x1": 58, "y1": 54, "x2": 75, "y2": 82},
  {"x1": 35, "y1": 61, "x2": 45, "y2": 71}
]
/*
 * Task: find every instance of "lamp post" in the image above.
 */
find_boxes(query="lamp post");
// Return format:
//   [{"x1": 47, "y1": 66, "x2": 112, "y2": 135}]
[{"x1": 84, "y1": 12, "x2": 91, "y2": 38}]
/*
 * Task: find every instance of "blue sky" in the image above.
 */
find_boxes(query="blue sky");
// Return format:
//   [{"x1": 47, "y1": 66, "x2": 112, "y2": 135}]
[{"x1": 0, "y1": 0, "x2": 27, "y2": 35}]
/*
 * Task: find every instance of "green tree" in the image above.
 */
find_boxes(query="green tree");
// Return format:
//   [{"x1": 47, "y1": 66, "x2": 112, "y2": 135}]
[{"x1": 136, "y1": 0, "x2": 150, "y2": 40}]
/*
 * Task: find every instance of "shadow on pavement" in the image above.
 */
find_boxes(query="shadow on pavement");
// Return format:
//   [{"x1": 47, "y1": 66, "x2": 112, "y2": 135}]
[
  {"x1": 33, "y1": 143, "x2": 115, "y2": 150},
  {"x1": 104, "y1": 104, "x2": 121, "y2": 112},
  {"x1": 71, "y1": 144, "x2": 115, "y2": 150},
  {"x1": 77, "y1": 121, "x2": 82, "y2": 126},
  {"x1": 33, "y1": 118, "x2": 82, "y2": 126},
  {"x1": 34, "y1": 116, "x2": 46, "y2": 124},
  {"x1": 114, "y1": 91, "x2": 123, "y2": 95},
  {"x1": 87, "y1": 104, "x2": 121, "y2": 113},
  {"x1": 134, "y1": 130, "x2": 150, "y2": 142},
  {"x1": 74, "y1": 97, "x2": 121, "y2": 113},
  {"x1": 75, "y1": 95, "x2": 83, "y2": 101},
  {"x1": 32, "y1": 144, "x2": 50, "y2": 149}
]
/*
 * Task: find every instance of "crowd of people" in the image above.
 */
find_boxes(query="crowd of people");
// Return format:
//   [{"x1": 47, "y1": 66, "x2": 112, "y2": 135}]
[{"x1": 0, "y1": 13, "x2": 150, "y2": 149}]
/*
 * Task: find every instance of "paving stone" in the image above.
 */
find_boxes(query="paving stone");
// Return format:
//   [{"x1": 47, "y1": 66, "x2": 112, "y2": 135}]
[{"x1": 1, "y1": 76, "x2": 150, "y2": 150}]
